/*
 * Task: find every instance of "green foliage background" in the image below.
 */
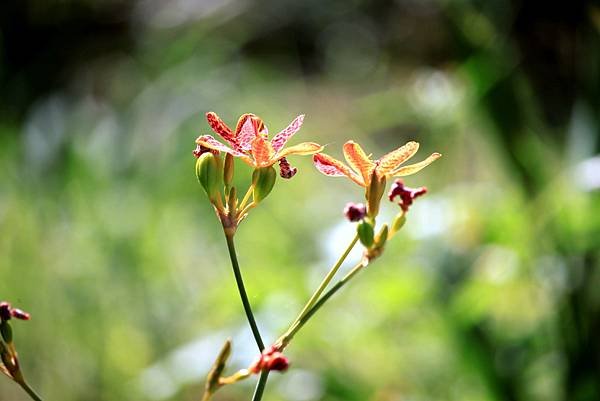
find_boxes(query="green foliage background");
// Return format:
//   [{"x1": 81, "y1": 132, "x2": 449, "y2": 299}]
[{"x1": 1, "y1": 1, "x2": 599, "y2": 400}]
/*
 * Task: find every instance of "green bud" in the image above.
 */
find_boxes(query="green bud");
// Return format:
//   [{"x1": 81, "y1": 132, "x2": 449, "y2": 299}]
[
  {"x1": 374, "y1": 224, "x2": 388, "y2": 247},
  {"x1": 252, "y1": 166, "x2": 277, "y2": 203},
  {"x1": 206, "y1": 339, "x2": 232, "y2": 395},
  {"x1": 196, "y1": 152, "x2": 222, "y2": 203},
  {"x1": 391, "y1": 213, "x2": 406, "y2": 236},
  {"x1": 227, "y1": 186, "x2": 237, "y2": 211},
  {"x1": 0, "y1": 321, "x2": 12, "y2": 343},
  {"x1": 224, "y1": 153, "x2": 234, "y2": 188},
  {"x1": 357, "y1": 220, "x2": 375, "y2": 248},
  {"x1": 366, "y1": 170, "x2": 386, "y2": 218}
]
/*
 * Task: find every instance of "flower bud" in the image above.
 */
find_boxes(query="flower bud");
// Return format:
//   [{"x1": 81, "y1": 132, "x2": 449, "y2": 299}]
[
  {"x1": 390, "y1": 212, "x2": 406, "y2": 236},
  {"x1": 196, "y1": 152, "x2": 222, "y2": 203},
  {"x1": 374, "y1": 224, "x2": 388, "y2": 248},
  {"x1": 206, "y1": 339, "x2": 232, "y2": 395},
  {"x1": 357, "y1": 220, "x2": 375, "y2": 248},
  {"x1": 227, "y1": 186, "x2": 237, "y2": 211},
  {"x1": 344, "y1": 203, "x2": 366, "y2": 222},
  {"x1": 0, "y1": 302, "x2": 11, "y2": 321},
  {"x1": 252, "y1": 166, "x2": 277, "y2": 203},
  {"x1": 0, "y1": 321, "x2": 12, "y2": 343},
  {"x1": 224, "y1": 153, "x2": 234, "y2": 188},
  {"x1": 366, "y1": 170, "x2": 386, "y2": 218}
]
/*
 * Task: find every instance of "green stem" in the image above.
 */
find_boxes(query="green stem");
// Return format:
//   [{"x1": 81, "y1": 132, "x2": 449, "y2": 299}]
[
  {"x1": 18, "y1": 380, "x2": 44, "y2": 401},
  {"x1": 251, "y1": 371, "x2": 269, "y2": 401},
  {"x1": 284, "y1": 260, "x2": 366, "y2": 344},
  {"x1": 224, "y1": 233, "x2": 265, "y2": 351},
  {"x1": 277, "y1": 235, "x2": 359, "y2": 347}
]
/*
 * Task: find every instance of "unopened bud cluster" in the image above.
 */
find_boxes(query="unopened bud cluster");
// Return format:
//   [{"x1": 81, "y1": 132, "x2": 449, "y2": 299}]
[{"x1": 249, "y1": 345, "x2": 290, "y2": 373}]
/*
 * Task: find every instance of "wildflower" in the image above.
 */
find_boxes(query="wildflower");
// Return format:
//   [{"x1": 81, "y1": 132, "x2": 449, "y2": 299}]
[
  {"x1": 249, "y1": 345, "x2": 290, "y2": 373},
  {"x1": 344, "y1": 202, "x2": 367, "y2": 222},
  {"x1": 388, "y1": 179, "x2": 427, "y2": 212},
  {"x1": 313, "y1": 140, "x2": 440, "y2": 187},
  {"x1": 195, "y1": 112, "x2": 322, "y2": 178}
]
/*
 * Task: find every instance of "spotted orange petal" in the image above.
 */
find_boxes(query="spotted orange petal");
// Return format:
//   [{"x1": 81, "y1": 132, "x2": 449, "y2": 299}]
[
  {"x1": 195, "y1": 135, "x2": 253, "y2": 165},
  {"x1": 392, "y1": 152, "x2": 442, "y2": 176},
  {"x1": 343, "y1": 141, "x2": 375, "y2": 184},
  {"x1": 251, "y1": 136, "x2": 275, "y2": 167},
  {"x1": 313, "y1": 153, "x2": 365, "y2": 186},
  {"x1": 376, "y1": 141, "x2": 420, "y2": 177},
  {"x1": 275, "y1": 142, "x2": 323, "y2": 160},
  {"x1": 206, "y1": 112, "x2": 236, "y2": 146}
]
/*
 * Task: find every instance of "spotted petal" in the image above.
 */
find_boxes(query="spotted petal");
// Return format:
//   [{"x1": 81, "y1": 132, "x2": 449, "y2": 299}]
[
  {"x1": 195, "y1": 135, "x2": 252, "y2": 164},
  {"x1": 235, "y1": 114, "x2": 258, "y2": 151},
  {"x1": 271, "y1": 115, "x2": 305, "y2": 152},
  {"x1": 376, "y1": 141, "x2": 420, "y2": 177},
  {"x1": 251, "y1": 136, "x2": 275, "y2": 167},
  {"x1": 206, "y1": 112, "x2": 236, "y2": 146},
  {"x1": 343, "y1": 141, "x2": 375, "y2": 184},
  {"x1": 275, "y1": 142, "x2": 323, "y2": 160},
  {"x1": 313, "y1": 153, "x2": 364, "y2": 186},
  {"x1": 393, "y1": 153, "x2": 442, "y2": 176}
]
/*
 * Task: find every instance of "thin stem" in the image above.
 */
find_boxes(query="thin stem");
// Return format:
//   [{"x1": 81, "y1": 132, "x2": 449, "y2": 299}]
[
  {"x1": 251, "y1": 371, "x2": 269, "y2": 401},
  {"x1": 284, "y1": 260, "x2": 366, "y2": 344},
  {"x1": 18, "y1": 380, "x2": 43, "y2": 401},
  {"x1": 224, "y1": 233, "x2": 265, "y2": 351},
  {"x1": 238, "y1": 185, "x2": 254, "y2": 211},
  {"x1": 277, "y1": 235, "x2": 359, "y2": 347},
  {"x1": 237, "y1": 201, "x2": 256, "y2": 219}
]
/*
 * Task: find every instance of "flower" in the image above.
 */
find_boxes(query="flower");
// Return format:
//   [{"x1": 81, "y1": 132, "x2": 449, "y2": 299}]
[
  {"x1": 388, "y1": 179, "x2": 427, "y2": 212},
  {"x1": 313, "y1": 140, "x2": 441, "y2": 186},
  {"x1": 344, "y1": 202, "x2": 367, "y2": 222},
  {"x1": 195, "y1": 112, "x2": 323, "y2": 178}
]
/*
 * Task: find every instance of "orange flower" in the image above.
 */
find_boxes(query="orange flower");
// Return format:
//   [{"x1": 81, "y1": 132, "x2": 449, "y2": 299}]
[
  {"x1": 313, "y1": 141, "x2": 441, "y2": 186},
  {"x1": 195, "y1": 112, "x2": 323, "y2": 173}
]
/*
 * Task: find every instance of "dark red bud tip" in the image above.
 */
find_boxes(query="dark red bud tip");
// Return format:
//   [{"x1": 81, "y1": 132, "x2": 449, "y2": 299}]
[
  {"x1": 0, "y1": 302, "x2": 11, "y2": 321},
  {"x1": 388, "y1": 179, "x2": 427, "y2": 212},
  {"x1": 278, "y1": 157, "x2": 297, "y2": 179},
  {"x1": 265, "y1": 353, "x2": 289, "y2": 371},
  {"x1": 344, "y1": 202, "x2": 367, "y2": 222},
  {"x1": 11, "y1": 309, "x2": 30, "y2": 320},
  {"x1": 249, "y1": 345, "x2": 290, "y2": 373}
]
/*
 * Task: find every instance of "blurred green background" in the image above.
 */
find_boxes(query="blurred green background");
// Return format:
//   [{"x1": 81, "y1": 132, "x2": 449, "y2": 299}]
[{"x1": 1, "y1": 0, "x2": 599, "y2": 400}]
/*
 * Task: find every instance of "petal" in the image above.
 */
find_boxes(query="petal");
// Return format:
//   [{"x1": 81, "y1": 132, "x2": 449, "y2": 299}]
[
  {"x1": 270, "y1": 115, "x2": 305, "y2": 152},
  {"x1": 206, "y1": 112, "x2": 236, "y2": 146},
  {"x1": 343, "y1": 141, "x2": 375, "y2": 184},
  {"x1": 392, "y1": 152, "x2": 442, "y2": 176},
  {"x1": 313, "y1": 153, "x2": 364, "y2": 186},
  {"x1": 376, "y1": 141, "x2": 420, "y2": 177},
  {"x1": 196, "y1": 135, "x2": 253, "y2": 164},
  {"x1": 235, "y1": 114, "x2": 258, "y2": 151},
  {"x1": 251, "y1": 136, "x2": 276, "y2": 167},
  {"x1": 275, "y1": 142, "x2": 323, "y2": 159}
]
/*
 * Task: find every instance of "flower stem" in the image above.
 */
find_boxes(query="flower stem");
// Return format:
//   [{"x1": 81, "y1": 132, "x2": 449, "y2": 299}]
[
  {"x1": 251, "y1": 371, "x2": 269, "y2": 401},
  {"x1": 18, "y1": 380, "x2": 44, "y2": 401},
  {"x1": 277, "y1": 235, "x2": 359, "y2": 348},
  {"x1": 224, "y1": 233, "x2": 265, "y2": 351},
  {"x1": 238, "y1": 185, "x2": 254, "y2": 211},
  {"x1": 283, "y1": 260, "x2": 367, "y2": 344}
]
